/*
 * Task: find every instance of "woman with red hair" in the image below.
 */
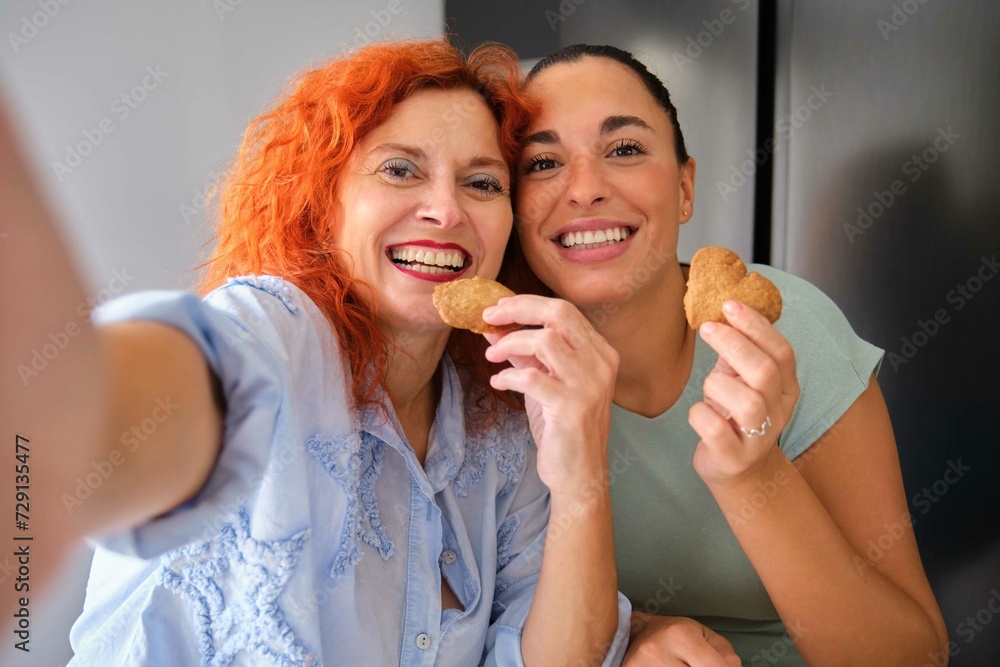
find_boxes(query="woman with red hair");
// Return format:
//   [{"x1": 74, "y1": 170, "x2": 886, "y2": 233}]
[{"x1": 1, "y1": 40, "x2": 630, "y2": 665}]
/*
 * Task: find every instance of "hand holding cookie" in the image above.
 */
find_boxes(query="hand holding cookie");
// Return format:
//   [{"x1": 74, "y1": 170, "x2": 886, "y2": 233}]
[
  {"x1": 684, "y1": 248, "x2": 800, "y2": 488},
  {"x1": 480, "y1": 295, "x2": 619, "y2": 499}
]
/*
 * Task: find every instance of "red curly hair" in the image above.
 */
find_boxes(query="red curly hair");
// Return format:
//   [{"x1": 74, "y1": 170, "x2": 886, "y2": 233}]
[{"x1": 196, "y1": 40, "x2": 534, "y2": 410}]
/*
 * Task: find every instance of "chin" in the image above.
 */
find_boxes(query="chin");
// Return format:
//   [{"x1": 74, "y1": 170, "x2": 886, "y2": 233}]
[{"x1": 547, "y1": 271, "x2": 623, "y2": 310}]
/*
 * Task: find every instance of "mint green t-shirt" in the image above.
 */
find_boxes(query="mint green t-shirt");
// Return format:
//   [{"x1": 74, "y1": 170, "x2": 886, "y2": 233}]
[{"x1": 608, "y1": 265, "x2": 884, "y2": 666}]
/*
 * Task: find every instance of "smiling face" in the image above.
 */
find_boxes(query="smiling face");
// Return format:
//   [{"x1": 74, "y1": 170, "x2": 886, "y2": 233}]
[
  {"x1": 333, "y1": 87, "x2": 512, "y2": 336},
  {"x1": 515, "y1": 56, "x2": 695, "y2": 310}
]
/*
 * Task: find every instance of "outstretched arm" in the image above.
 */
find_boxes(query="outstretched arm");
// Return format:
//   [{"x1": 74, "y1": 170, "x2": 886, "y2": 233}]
[{"x1": 0, "y1": 100, "x2": 222, "y2": 625}]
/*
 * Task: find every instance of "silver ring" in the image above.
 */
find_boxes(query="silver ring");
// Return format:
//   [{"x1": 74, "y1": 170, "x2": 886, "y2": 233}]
[{"x1": 740, "y1": 415, "x2": 771, "y2": 437}]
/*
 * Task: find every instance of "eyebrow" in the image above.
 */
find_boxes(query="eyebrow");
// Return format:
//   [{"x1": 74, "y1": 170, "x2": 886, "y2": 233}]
[
  {"x1": 367, "y1": 143, "x2": 506, "y2": 171},
  {"x1": 600, "y1": 115, "x2": 653, "y2": 134},
  {"x1": 522, "y1": 115, "x2": 654, "y2": 148},
  {"x1": 468, "y1": 156, "x2": 508, "y2": 171},
  {"x1": 367, "y1": 143, "x2": 427, "y2": 160}
]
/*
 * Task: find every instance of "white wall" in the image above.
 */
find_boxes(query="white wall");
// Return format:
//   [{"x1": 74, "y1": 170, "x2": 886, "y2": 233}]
[{"x1": 0, "y1": 1, "x2": 443, "y2": 664}]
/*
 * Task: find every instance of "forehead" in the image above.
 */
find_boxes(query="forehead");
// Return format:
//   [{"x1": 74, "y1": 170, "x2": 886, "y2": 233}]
[
  {"x1": 525, "y1": 57, "x2": 665, "y2": 129},
  {"x1": 358, "y1": 87, "x2": 502, "y2": 158}
]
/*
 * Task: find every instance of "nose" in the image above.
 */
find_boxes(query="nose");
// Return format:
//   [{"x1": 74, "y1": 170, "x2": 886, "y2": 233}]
[
  {"x1": 565, "y1": 154, "x2": 608, "y2": 208},
  {"x1": 416, "y1": 179, "x2": 465, "y2": 229}
]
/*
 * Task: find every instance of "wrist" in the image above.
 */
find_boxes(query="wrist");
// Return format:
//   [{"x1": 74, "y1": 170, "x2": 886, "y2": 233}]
[
  {"x1": 548, "y1": 479, "x2": 612, "y2": 517},
  {"x1": 703, "y1": 445, "x2": 792, "y2": 498}
]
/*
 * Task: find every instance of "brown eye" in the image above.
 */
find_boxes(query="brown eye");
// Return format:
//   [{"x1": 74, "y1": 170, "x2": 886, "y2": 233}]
[
  {"x1": 608, "y1": 140, "x2": 646, "y2": 158},
  {"x1": 523, "y1": 155, "x2": 559, "y2": 174}
]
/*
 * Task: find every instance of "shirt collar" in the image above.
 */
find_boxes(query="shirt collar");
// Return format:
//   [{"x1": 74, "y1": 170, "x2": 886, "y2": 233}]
[{"x1": 357, "y1": 354, "x2": 466, "y2": 494}]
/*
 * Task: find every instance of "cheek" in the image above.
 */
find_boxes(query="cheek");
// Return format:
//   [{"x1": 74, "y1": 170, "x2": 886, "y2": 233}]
[
  {"x1": 483, "y1": 209, "x2": 513, "y2": 270},
  {"x1": 515, "y1": 179, "x2": 560, "y2": 231}
]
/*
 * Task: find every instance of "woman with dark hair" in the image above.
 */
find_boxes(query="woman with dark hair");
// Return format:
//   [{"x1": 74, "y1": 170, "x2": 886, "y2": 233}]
[
  {"x1": 488, "y1": 43, "x2": 949, "y2": 665},
  {"x1": 1, "y1": 40, "x2": 630, "y2": 665}
]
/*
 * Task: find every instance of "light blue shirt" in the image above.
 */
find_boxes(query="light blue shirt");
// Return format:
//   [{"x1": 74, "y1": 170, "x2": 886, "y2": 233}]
[{"x1": 69, "y1": 276, "x2": 631, "y2": 666}]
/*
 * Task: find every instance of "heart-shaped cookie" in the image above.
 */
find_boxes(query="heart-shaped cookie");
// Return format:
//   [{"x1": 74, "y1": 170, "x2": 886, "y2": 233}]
[
  {"x1": 683, "y1": 246, "x2": 782, "y2": 329},
  {"x1": 433, "y1": 276, "x2": 519, "y2": 334}
]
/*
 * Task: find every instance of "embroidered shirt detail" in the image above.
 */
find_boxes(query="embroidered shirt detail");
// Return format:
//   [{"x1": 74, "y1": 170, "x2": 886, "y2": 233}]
[
  {"x1": 496, "y1": 515, "x2": 520, "y2": 570},
  {"x1": 307, "y1": 431, "x2": 395, "y2": 580},
  {"x1": 158, "y1": 509, "x2": 315, "y2": 667},
  {"x1": 228, "y1": 275, "x2": 300, "y2": 315},
  {"x1": 453, "y1": 405, "x2": 530, "y2": 498}
]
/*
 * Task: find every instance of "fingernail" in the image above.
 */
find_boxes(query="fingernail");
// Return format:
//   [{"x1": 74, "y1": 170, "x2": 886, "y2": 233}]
[
  {"x1": 701, "y1": 321, "x2": 717, "y2": 335},
  {"x1": 723, "y1": 300, "x2": 741, "y2": 316},
  {"x1": 482, "y1": 306, "x2": 496, "y2": 319}
]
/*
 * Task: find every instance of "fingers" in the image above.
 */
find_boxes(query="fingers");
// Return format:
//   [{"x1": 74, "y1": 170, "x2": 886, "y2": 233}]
[
  {"x1": 482, "y1": 330, "x2": 542, "y2": 371},
  {"x1": 703, "y1": 369, "x2": 768, "y2": 434},
  {"x1": 488, "y1": 365, "x2": 564, "y2": 402},
  {"x1": 483, "y1": 294, "x2": 598, "y2": 350},
  {"x1": 677, "y1": 635, "x2": 741, "y2": 667},
  {"x1": 483, "y1": 295, "x2": 618, "y2": 386},
  {"x1": 704, "y1": 627, "x2": 743, "y2": 667},
  {"x1": 700, "y1": 321, "x2": 780, "y2": 405},
  {"x1": 689, "y1": 400, "x2": 743, "y2": 462},
  {"x1": 718, "y1": 300, "x2": 798, "y2": 394},
  {"x1": 624, "y1": 616, "x2": 741, "y2": 667}
]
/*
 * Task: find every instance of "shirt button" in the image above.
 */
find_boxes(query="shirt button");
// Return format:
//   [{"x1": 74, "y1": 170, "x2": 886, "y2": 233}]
[
  {"x1": 415, "y1": 632, "x2": 432, "y2": 650},
  {"x1": 441, "y1": 549, "x2": 458, "y2": 565}
]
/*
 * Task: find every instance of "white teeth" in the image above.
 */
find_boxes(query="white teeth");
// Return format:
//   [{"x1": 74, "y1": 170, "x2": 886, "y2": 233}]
[
  {"x1": 559, "y1": 226, "x2": 632, "y2": 249},
  {"x1": 390, "y1": 245, "x2": 466, "y2": 271}
]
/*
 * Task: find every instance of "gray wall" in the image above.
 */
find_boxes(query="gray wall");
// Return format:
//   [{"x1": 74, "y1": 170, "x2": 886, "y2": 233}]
[
  {"x1": 775, "y1": 2, "x2": 1000, "y2": 663},
  {"x1": 0, "y1": 2, "x2": 443, "y2": 664}
]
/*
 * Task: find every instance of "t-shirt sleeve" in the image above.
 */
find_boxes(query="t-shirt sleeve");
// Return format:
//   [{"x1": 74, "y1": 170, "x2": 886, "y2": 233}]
[
  {"x1": 753, "y1": 266, "x2": 884, "y2": 461},
  {"x1": 88, "y1": 275, "x2": 346, "y2": 558}
]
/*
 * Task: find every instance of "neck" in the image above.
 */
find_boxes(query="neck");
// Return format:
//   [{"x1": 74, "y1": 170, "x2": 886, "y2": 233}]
[
  {"x1": 383, "y1": 327, "x2": 451, "y2": 465},
  {"x1": 583, "y1": 261, "x2": 695, "y2": 418}
]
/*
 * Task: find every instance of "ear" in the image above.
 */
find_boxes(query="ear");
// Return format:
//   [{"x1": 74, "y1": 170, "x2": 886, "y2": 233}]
[{"x1": 679, "y1": 157, "x2": 696, "y2": 224}]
